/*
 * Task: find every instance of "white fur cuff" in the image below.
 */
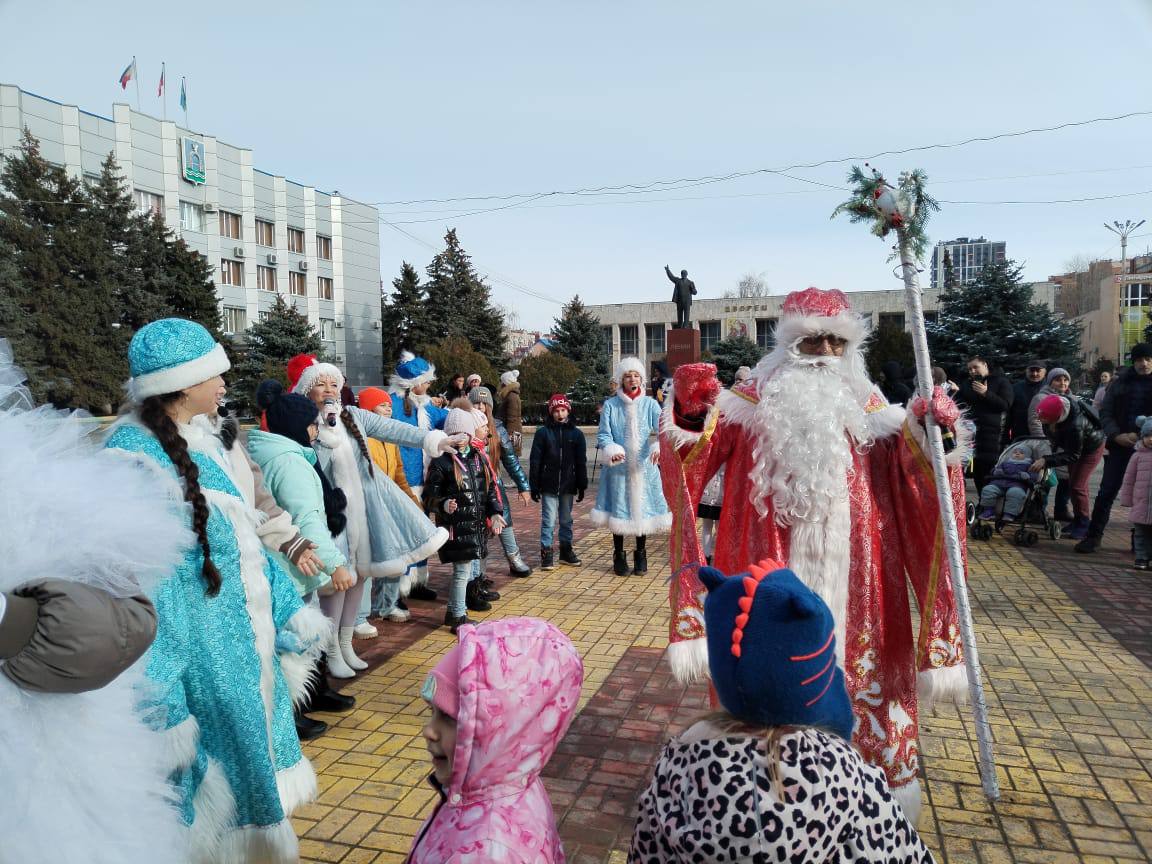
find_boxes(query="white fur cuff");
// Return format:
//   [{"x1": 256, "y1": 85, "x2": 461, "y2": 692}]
[
  {"x1": 866, "y1": 404, "x2": 907, "y2": 439},
  {"x1": 666, "y1": 638, "x2": 709, "y2": 684},
  {"x1": 423, "y1": 430, "x2": 450, "y2": 459},
  {"x1": 602, "y1": 443, "x2": 625, "y2": 463},
  {"x1": 918, "y1": 664, "x2": 970, "y2": 710}
]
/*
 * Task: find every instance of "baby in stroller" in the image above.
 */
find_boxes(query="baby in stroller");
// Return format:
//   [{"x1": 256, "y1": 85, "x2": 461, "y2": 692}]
[{"x1": 977, "y1": 438, "x2": 1052, "y2": 524}]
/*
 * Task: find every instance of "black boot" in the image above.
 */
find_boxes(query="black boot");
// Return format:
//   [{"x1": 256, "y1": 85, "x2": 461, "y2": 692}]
[
  {"x1": 479, "y1": 577, "x2": 501, "y2": 601},
  {"x1": 541, "y1": 547, "x2": 555, "y2": 571},
  {"x1": 306, "y1": 658, "x2": 356, "y2": 712},
  {"x1": 408, "y1": 583, "x2": 438, "y2": 602},
  {"x1": 295, "y1": 706, "x2": 328, "y2": 741},
  {"x1": 613, "y1": 535, "x2": 629, "y2": 575},
  {"x1": 444, "y1": 610, "x2": 473, "y2": 634},
  {"x1": 632, "y1": 537, "x2": 648, "y2": 575},
  {"x1": 559, "y1": 542, "x2": 582, "y2": 565},
  {"x1": 465, "y1": 579, "x2": 492, "y2": 612}
]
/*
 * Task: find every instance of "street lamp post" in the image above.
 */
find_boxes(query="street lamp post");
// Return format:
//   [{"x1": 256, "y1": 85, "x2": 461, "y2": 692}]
[
  {"x1": 1106, "y1": 220, "x2": 1147, "y2": 365},
  {"x1": 1105, "y1": 219, "x2": 1146, "y2": 263}
]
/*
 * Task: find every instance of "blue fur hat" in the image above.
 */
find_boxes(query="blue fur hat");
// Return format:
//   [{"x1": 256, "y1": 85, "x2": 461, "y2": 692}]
[
  {"x1": 700, "y1": 560, "x2": 854, "y2": 741},
  {"x1": 127, "y1": 319, "x2": 230, "y2": 402},
  {"x1": 388, "y1": 350, "x2": 436, "y2": 391}
]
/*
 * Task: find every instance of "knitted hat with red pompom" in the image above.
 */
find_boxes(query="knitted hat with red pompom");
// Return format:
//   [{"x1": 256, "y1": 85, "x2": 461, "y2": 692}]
[{"x1": 699, "y1": 560, "x2": 854, "y2": 740}]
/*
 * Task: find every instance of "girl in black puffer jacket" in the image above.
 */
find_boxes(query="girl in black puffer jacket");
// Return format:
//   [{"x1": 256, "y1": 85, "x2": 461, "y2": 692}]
[{"x1": 423, "y1": 407, "x2": 504, "y2": 632}]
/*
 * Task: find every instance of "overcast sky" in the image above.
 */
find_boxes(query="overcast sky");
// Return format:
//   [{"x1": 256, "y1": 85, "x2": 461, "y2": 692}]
[{"x1": 2, "y1": 0, "x2": 1151, "y2": 331}]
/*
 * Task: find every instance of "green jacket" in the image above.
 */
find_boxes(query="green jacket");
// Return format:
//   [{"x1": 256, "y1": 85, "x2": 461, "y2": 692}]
[{"x1": 246, "y1": 430, "x2": 345, "y2": 594}]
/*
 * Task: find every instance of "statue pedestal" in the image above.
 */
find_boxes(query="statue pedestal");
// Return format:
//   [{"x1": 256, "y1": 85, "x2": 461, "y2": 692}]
[{"x1": 666, "y1": 328, "x2": 701, "y2": 372}]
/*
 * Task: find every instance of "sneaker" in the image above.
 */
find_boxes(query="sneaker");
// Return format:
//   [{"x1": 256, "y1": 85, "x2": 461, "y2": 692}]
[
  {"x1": 352, "y1": 621, "x2": 378, "y2": 639},
  {"x1": 559, "y1": 543, "x2": 582, "y2": 565},
  {"x1": 386, "y1": 607, "x2": 411, "y2": 623},
  {"x1": 1135, "y1": 560, "x2": 1149, "y2": 571},
  {"x1": 1075, "y1": 536, "x2": 1100, "y2": 554},
  {"x1": 444, "y1": 611, "x2": 472, "y2": 634},
  {"x1": 978, "y1": 507, "x2": 996, "y2": 522},
  {"x1": 540, "y1": 547, "x2": 555, "y2": 571}
]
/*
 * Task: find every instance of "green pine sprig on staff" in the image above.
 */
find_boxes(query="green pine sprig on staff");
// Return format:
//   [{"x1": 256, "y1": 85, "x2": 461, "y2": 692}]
[{"x1": 832, "y1": 165, "x2": 939, "y2": 262}]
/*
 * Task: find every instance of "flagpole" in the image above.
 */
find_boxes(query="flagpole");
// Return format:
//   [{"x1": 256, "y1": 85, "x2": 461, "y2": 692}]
[
  {"x1": 133, "y1": 56, "x2": 141, "y2": 113},
  {"x1": 161, "y1": 63, "x2": 167, "y2": 122},
  {"x1": 182, "y1": 77, "x2": 189, "y2": 129}
]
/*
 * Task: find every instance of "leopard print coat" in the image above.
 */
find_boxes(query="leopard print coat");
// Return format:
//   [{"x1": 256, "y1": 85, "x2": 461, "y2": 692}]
[{"x1": 628, "y1": 722, "x2": 935, "y2": 863}]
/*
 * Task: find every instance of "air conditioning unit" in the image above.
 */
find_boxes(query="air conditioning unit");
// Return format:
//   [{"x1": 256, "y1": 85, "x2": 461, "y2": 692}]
[
  {"x1": 233, "y1": 246, "x2": 245, "y2": 258},
  {"x1": 203, "y1": 202, "x2": 217, "y2": 212},
  {"x1": 298, "y1": 260, "x2": 309, "y2": 271},
  {"x1": 266, "y1": 254, "x2": 278, "y2": 265},
  {"x1": 331, "y1": 355, "x2": 344, "y2": 363},
  {"x1": 335, "y1": 320, "x2": 344, "y2": 328},
  {"x1": 372, "y1": 320, "x2": 381, "y2": 330}
]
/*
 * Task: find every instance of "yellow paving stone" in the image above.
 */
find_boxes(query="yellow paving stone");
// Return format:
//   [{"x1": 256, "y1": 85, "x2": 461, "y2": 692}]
[
  {"x1": 333, "y1": 812, "x2": 383, "y2": 846},
  {"x1": 298, "y1": 837, "x2": 351, "y2": 862}
]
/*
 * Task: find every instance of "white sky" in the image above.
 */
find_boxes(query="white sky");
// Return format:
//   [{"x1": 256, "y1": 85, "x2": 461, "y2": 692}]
[{"x1": 2, "y1": 0, "x2": 1151, "y2": 331}]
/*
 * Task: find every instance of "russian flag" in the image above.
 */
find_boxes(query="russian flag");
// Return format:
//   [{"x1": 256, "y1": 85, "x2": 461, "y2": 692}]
[
  {"x1": 119, "y1": 57, "x2": 136, "y2": 90},
  {"x1": 157, "y1": 63, "x2": 165, "y2": 97}
]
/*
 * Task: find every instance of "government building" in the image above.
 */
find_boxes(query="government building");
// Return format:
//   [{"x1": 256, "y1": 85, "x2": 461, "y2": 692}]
[{"x1": 0, "y1": 83, "x2": 383, "y2": 384}]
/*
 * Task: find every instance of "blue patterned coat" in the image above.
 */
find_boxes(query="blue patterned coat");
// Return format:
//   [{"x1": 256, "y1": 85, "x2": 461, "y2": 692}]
[
  {"x1": 105, "y1": 422, "x2": 330, "y2": 863},
  {"x1": 591, "y1": 392, "x2": 672, "y2": 536}
]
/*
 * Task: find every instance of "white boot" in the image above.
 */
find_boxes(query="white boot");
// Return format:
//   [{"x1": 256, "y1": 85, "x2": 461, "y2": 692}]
[
  {"x1": 339, "y1": 626, "x2": 368, "y2": 671},
  {"x1": 326, "y1": 633, "x2": 356, "y2": 679}
]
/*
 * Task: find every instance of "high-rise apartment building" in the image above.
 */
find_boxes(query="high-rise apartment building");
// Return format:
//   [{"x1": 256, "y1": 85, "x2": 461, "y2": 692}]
[{"x1": 930, "y1": 237, "x2": 1007, "y2": 290}]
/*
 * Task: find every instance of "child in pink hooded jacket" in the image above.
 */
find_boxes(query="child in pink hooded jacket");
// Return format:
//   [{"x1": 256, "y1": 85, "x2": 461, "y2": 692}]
[{"x1": 408, "y1": 617, "x2": 584, "y2": 864}]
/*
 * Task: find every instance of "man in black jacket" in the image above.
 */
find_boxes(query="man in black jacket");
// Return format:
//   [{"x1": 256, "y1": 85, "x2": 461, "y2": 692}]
[
  {"x1": 1007, "y1": 359, "x2": 1047, "y2": 442},
  {"x1": 1076, "y1": 343, "x2": 1152, "y2": 553},
  {"x1": 957, "y1": 356, "x2": 1014, "y2": 490}
]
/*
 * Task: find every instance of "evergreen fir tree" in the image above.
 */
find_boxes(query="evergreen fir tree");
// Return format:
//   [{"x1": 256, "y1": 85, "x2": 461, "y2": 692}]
[
  {"x1": 0, "y1": 129, "x2": 126, "y2": 411},
  {"x1": 926, "y1": 259, "x2": 1081, "y2": 377},
  {"x1": 705, "y1": 335, "x2": 766, "y2": 386},
  {"x1": 424, "y1": 335, "x2": 497, "y2": 395},
  {"x1": 864, "y1": 320, "x2": 915, "y2": 382},
  {"x1": 230, "y1": 295, "x2": 322, "y2": 413},
  {"x1": 422, "y1": 229, "x2": 508, "y2": 368},
  {"x1": 551, "y1": 294, "x2": 611, "y2": 400},
  {"x1": 941, "y1": 248, "x2": 957, "y2": 291},
  {"x1": 516, "y1": 352, "x2": 582, "y2": 419},
  {"x1": 381, "y1": 261, "x2": 433, "y2": 367}
]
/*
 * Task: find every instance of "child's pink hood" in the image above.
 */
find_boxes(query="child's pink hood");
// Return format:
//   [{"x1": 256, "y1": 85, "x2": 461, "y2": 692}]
[{"x1": 409, "y1": 617, "x2": 584, "y2": 864}]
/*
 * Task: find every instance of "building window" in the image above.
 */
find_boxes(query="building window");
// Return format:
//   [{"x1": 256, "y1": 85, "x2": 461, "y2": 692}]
[
  {"x1": 135, "y1": 189, "x2": 164, "y2": 216},
  {"x1": 318, "y1": 276, "x2": 333, "y2": 300},
  {"x1": 700, "y1": 321, "x2": 721, "y2": 352},
  {"x1": 256, "y1": 265, "x2": 277, "y2": 292},
  {"x1": 601, "y1": 327, "x2": 613, "y2": 355},
  {"x1": 317, "y1": 235, "x2": 332, "y2": 260},
  {"x1": 755, "y1": 317, "x2": 776, "y2": 350},
  {"x1": 320, "y1": 318, "x2": 336, "y2": 341},
  {"x1": 288, "y1": 228, "x2": 305, "y2": 254},
  {"x1": 924, "y1": 311, "x2": 938, "y2": 325},
  {"x1": 619, "y1": 325, "x2": 639, "y2": 356},
  {"x1": 179, "y1": 201, "x2": 204, "y2": 232},
  {"x1": 878, "y1": 312, "x2": 906, "y2": 331},
  {"x1": 222, "y1": 306, "x2": 247, "y2": 335},
  {"x1": 289, "y1": 271, "x2": 307, "y2": 296},
  {"x1": 219, "y1": 211, "x2": 241, "y2": 240},
  {"x1": 645, "y1": 324, "x2": 666, "y2": 355},
  {"x1": 255, "y1": 219, "x2": 275, "y2": 247},
  {"x1": 219, "y1": 259, "x2": 244, "y2": 286}
]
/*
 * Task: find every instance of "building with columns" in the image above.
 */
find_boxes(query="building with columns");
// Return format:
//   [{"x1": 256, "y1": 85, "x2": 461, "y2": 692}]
[{"x1": 0, "y1": 83, "x2": 383, "y2": 384}]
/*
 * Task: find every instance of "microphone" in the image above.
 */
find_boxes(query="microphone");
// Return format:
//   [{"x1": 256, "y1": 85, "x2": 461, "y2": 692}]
[{"x1": 322, "y1": 398, "x2": 339, "y2": 428}]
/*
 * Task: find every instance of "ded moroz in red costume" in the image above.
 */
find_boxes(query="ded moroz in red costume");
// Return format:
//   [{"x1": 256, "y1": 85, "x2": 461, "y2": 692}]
[{"x1": 661, "y1": 286, "x2": 974, "y2": 821}]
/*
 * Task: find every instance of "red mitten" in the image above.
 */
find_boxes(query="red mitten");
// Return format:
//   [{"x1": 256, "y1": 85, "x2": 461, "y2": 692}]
[
  {"x1": 910, "y1": 385, "x2": 960, "y2": 427},
  {"x1": 673, "y1": 363, "x2": 720, "y2": 419}
]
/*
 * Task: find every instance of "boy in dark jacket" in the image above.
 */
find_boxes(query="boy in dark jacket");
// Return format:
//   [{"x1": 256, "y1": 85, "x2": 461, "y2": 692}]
[
  {"x1": 530, "y1": 394, "x2": 589, "y2": 571},
  {"x1": 423, "y1": 408, "x2": 505, "y2": 632}
]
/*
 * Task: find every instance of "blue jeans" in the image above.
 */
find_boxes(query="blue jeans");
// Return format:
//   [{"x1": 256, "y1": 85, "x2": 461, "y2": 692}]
[
  {"x1": 357, "y1": 576, "x2": 400, "y2": 624},
  {"x1": 448, "y1": 561, "x2": 472, "y2": 617},
  {"x1": 469, "y1": 558, "x2": 489, "y2": 583},
  {"x1": 540, "y1": 493, "x2": 575, "y2": 547}
]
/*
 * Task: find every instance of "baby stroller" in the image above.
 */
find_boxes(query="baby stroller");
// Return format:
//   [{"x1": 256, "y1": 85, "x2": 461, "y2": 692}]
[{"x1": 968, "y1": 437, "x2": 1060, "y2": 546}]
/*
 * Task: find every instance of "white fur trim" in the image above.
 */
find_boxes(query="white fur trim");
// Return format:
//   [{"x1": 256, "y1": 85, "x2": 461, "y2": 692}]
[
  {"x1": 321, "y1": 424, "x2": 373, "y2": 574},
  {"x1": 388, "y1": 352, "x2": 436, "y2": 391},
  {"x1": 866, "y1": 403, "x2": 907, "y2": 439},
  {"x1": 275, "y1": 756, "x2": 319, "y2": 815},
  {"x1": 358, "y1": 527, "x2": 449, "y2": 578},
  {"x1": 891, "y1": 777, "x2": 922, "y2": 826},
  {"x1": 398, "y1": 567, "x2": 416, "y2": 596},
  {"x1": 219, "y1": 818, "x2": 300, "y2": 864},
  {"x1": 163, "y1": 715, "x2": 201, "y2": 772},
  {"x1": 658, "y1": 387, "x2": 720, "y2": 450},
  {"x1": 917, "y1": 663, "x2": 970, "y2": 710},
  {"x1": 602, "y1": 442, "x2": 626, "y2": 463},
  {"x1": 423, "y1": 429, "x2": 449, "y2": 460},
  {"x1": 613, "y1": 356, "x2": 646, "y2": 384},
  {"x1": 291, "y1": 361, "x2": 344, "y2": 396},
  {"x1": 129, "y1": 343, "x2": 230, "y2": 402},
  {"x1": 904, "y1": 411, "x2": 975, "y2": 468},
  {"x1": 187, "y1": 757, "x2": 238, "y2": 864},
  {"x1": 773, "y1": 311, "x2": 870, "y2": 350},
  {"x1": 589, "y1": 509, "x2": 673, "y2": 536},
  {"x1": 666, "y1": 637, "x2": 710, "y2": 684},
  {"x1": 278, "y1": 606, "x2": 332, "y2": 706}
]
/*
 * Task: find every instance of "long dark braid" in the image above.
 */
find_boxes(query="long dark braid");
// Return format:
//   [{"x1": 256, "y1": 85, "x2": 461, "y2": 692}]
[
  {"x1": 339, "y1": 407, "x2": 375, "y2": 477},
  {"x1": 139, "y1": 395, "x2": 222, "y2": 596}
]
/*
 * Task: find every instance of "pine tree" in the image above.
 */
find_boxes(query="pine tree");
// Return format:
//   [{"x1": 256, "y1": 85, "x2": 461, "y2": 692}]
[
  {"x1": 0, "y1": 129, "x2": 126, "y2": 411},
  {"x1": 864, "y1": 320, "x2": 915, "y2": 382},
  {"x1": 230, "y1": 295, "x2": 322, "y2": 412},
  {"x1": 551, "y1": 294, "x2": 611, "y2": 400},
  {"x1": 381, "y1": 261, "x2": 433, "y2": 367},
  {"x1": 516, "y1": 352, "x2": 582, "y2": 418},
  {"x1": 705, "y1": 335, "x2": 765, "y2": 386},
  {"x1": 941, "y1": 248, "x2": 957, "y2": 291},
  {"x1": 424, "y1": 335, "x2": 497, "y2": 395},
  {"x1": 926, "y1": 259, "x2": 1082, "y2": 377},
  {"x1": 422, "y1": 229, "x2": 508, "y2": 368}
]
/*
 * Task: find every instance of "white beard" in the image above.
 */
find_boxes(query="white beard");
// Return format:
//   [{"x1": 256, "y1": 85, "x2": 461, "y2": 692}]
[{"x1": 750, "y1": 354, "x2": 873, "y2": 525}]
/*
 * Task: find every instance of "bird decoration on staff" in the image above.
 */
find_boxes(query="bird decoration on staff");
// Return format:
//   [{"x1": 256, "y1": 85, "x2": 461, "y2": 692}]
[{"x1": 830, "y1": 164, "x2": 939, "y2": 262}]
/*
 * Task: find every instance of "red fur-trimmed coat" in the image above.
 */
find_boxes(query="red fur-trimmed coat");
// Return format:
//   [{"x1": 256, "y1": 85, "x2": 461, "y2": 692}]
[{"x1": 663, "y1": 378, "x2": 972, "y2": 814}]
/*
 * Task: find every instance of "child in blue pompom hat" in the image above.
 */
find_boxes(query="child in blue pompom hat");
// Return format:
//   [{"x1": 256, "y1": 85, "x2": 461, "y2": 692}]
[{"x1": 629, "y1": 559, "x2": 936, "y2": 863}]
